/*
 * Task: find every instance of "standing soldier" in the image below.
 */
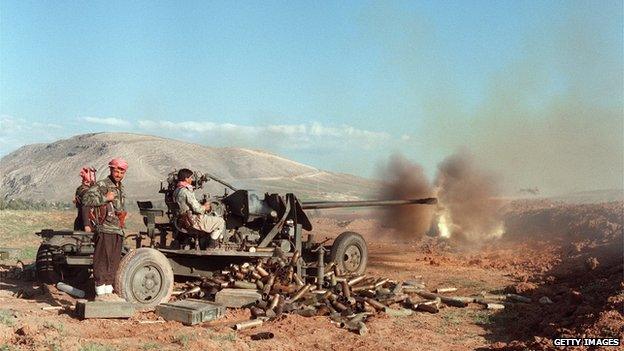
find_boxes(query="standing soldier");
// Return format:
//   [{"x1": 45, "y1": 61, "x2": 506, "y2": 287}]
[
  {"x1": 82, "y1": 158, "x2": 128, "y2": 301},
  {"x1": 74, "y1": 167, "x2": 96, "y2": 232}
]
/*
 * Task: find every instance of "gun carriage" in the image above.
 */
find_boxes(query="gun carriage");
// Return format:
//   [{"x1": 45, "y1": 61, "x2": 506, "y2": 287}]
[{"x1": 36, "y1": 171, "x2": 436, "y2": 309}]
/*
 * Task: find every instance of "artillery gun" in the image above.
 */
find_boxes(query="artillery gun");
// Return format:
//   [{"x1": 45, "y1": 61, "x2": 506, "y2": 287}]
[{"x1": 35, "y1": 171, "x2": 436, "y2": 309}]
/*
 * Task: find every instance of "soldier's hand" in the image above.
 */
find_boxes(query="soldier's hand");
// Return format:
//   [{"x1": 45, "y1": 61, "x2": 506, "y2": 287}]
[
  {"x1": 84, "y1": 226, "x2": 92, "y2": 233},
  {"x1": 105, "y1": 191, "x2": 116, "y2": 201}
]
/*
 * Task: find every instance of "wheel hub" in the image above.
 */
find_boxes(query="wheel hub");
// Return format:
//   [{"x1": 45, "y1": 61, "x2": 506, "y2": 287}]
[
  {"x1": 343, "y1": 245, "x2": 362, "y2": 271},
  {"x1": 131, "y1": 265, "x2": 163, "y2": 302}
]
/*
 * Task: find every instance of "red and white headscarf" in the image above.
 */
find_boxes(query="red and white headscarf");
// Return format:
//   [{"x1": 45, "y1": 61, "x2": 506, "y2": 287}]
[
  {"x1": 79, "y1": 167, "x2": 96, "y2": 185},
  {"x1": 108, "y1": 158, "x2": 128, "y2": 171}
]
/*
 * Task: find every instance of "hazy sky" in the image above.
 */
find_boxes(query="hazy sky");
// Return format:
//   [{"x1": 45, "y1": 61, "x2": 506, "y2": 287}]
[{"x1": 1, "y1": 1, "x2": 622, "y2": 195}]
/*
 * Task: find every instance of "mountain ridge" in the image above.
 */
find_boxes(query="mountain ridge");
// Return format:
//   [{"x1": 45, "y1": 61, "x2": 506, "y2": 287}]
[{"x1": 0, "y1": 133, "x2": 379, "y2": 203}]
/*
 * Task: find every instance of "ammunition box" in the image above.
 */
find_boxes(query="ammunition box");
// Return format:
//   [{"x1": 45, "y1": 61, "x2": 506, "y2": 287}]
[{"x1": 155, "y1": 299, "x2": 225, "y2": 325}]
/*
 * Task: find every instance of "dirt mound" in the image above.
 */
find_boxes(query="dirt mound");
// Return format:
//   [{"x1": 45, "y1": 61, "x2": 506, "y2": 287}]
[
  {"x1": 482, "y1": 201, "x2": 624, "y2": 349},
  {"x1": 503, "y1": 201, "x2": 622, "y2": 242}
]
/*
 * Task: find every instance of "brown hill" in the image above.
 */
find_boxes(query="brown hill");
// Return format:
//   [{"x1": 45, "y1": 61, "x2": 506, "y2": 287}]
[{"x1": 0, "y1": 133, "x2": 379, "y2": 204}]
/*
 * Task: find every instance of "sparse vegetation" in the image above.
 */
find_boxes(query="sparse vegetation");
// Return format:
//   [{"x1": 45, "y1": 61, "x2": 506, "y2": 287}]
[
  {"x1": 140, "y1": 342, "x2": 160, "y2": 350},
  {"x1": 18, "y1": 246, "x2": 38, "y2": 261},
  {"x1": 0, "y1": 309, "x2": 15, "y2": 327},
  {"x1": 442, "y1": 310, "x2": 463, "y2": 327},
  {"x1": 471, "y1": 310, "x2": 495, "y2": 325},
  {"x1": 79, "y1": 343, "x2": 117, "y2": 351},
  {"x1": 0, "y1": 199, "x2": 72, "y2": 211},
  {"x1": 173, "y1": 332, "x2": 198, "y2": 347},
  {"x1": 0, "y1": 344, "x2": 16, "y2": 351},
  {"x1": 43, "y1": 321, "x2": 66, "y2": 335},
  {"x1": 210, "y1": 332, "x2": 237, "y2": 342}
]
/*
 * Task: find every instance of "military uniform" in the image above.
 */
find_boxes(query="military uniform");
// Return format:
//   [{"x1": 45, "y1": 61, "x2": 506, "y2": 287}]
[
  {"x1": 73, "y1": 184, "x2": 92, "y2": 231},
  {"x1": 82, "y1": 175, "x2": 126, "y2": 289},
  {"x1": 174, "y1": 185, "x2": 225, "y2": 240}
]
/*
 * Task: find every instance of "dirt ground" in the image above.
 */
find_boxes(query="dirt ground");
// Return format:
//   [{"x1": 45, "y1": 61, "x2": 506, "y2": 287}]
[{"x1": 0, "y1": 200, "x2": 622, "y2": 351}]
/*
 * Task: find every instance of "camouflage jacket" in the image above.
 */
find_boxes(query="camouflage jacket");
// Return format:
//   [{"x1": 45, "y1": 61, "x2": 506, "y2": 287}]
[
  {"x1": 74, "y1": 184, "x2": 90, "y2": 208},
  {"x1": 81, "y1": 176, "x2": 126, "y2": 235},
  {"x1": 173, "y1": 185, "x2": 206, "y2": 215},
  {"x1": 74, "y1": 184, "x2": 92, "y2": 227}
]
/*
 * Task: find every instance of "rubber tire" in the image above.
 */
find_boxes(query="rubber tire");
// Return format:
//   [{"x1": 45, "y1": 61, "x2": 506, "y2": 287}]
[
  {"x1": 36, "y1": 243, "x2": 62, "y2": 284},
  {"x1": 115, "y1": 248, "x2": 173, "y2": 310},
  {"x1": 329, "y1": 231, "x2": 368, "y2": 275},
  {"x1": 36, "y1": 236, "x2": 90, "y2": 285}
]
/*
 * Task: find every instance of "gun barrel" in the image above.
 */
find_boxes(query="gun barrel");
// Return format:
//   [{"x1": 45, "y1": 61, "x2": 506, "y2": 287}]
[{"x1": 301, "y1": 197, "x2": 437, "y2": 210}]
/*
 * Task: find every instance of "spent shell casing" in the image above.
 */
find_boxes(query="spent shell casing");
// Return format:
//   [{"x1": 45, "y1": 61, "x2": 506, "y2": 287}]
[
  {"x1": 486, "y1": 303, "x2": 505, "y2": 310},
  {"x1": 262, "y1": 275, "x2": 275, "y2": 295},
  {"x1": 256, "y1": 266, "x2": 269, "y2": 277},
  {"x1": 250, "y1": 307, "x2": 266, "y2": 318},
  {"x1": 362, "y1": 302, "x2": 376, "y2": 313},
  {"x1": 506, "y1": 294, "x2": 532, "y2": 303},
  {"x1": 293, "y1": 273, "x2": 305, "y2": 287},
  {"x1": 363, "y1": 297, "x2": 386, "y2": 311},
  {"x1": 351, "y1": 284, "x2": 375, "y2": 292},
  {"x1": 286, "y1": 266, "x2": 294, "y2": 282},
  {"x1": 234, "y1": 319, "x2": 263, "y2": 331},
  {"x1": 268, "y1": 294, "x2": 281, "y2": 310},
  {"x1": 183, "y1": 286, "x2": 201, "y2": 295},
  {"x1": 332, "y1": 300, "x2": 348, "y2": 311},
  {"x1": 250, "y1": 332, "x2": 274, "y2": 340},
  {"x1": 374, "y1": 278, "x2": 389, "y2": 288},
  {"x1": 436, "y1": 287, "x2": 458, "y2": 294},
  {"x1": 347, "y1": 275, "x2": 367, "y2": 286},
  {"x1": 340, "y1": 280, "x2": 351, "y2": 299},
  {"x1": 290, "y1": 251, "x2": 300, "y2": 266},
  {"x1": 289, "y1": 284, "x2": 311, "y2": 303}
]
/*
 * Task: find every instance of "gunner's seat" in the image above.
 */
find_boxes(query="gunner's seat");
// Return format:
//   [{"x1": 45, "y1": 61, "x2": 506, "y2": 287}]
[{"x1": 165, "y1": 201, "x2": 212, "y2": 250}]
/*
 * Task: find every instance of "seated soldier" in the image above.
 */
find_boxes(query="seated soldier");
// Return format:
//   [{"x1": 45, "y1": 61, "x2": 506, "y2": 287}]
[{"x1": 173, "y1": 168, "x2": 225, "y2": 248}]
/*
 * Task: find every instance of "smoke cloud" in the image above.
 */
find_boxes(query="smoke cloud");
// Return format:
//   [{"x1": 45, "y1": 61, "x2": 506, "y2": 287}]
[
  {"x1": 421, "y1": 3, "x2": 623, "y2": 196},
  {"x1": 377, "y1": 153, "x2": 435, "y2": 240},
  {"x1": 361, "y1": 2, "x2": 623, "y2": 197},
  {"x1": 377, "y1": 151, "x2": 504, "y2": 243},
  {"x1": 434, "y1": 151, "x2": 504, "y2": 243}
]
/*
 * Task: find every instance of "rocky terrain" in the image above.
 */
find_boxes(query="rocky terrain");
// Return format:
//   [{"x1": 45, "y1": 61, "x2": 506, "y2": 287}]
[
  {"x1": 0, "y1": 133, "x2": 379, "y2": 204},
  {"x1": 0, "y1": 199, "x2": 622, "y2": 350}
]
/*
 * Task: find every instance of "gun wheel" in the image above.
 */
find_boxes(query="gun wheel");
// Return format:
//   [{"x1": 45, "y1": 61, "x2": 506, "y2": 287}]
[
  {"x1": 115, "y1": 248, "x2": 173, "y2": 311},
  {"x1": 330, "y1": 231, "x2": 368, "y2": 275},
  {"x1": 36, "y1": 237, "x2": 90, "y2": 286}
]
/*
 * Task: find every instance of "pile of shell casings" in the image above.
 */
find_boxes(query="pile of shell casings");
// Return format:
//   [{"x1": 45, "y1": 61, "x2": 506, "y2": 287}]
[
  {"x1": 177, "y1": 252, "x2": 432, "y2": 334},
  {"x1": 175, "y1": 252, "x2": 532, "y2": 334}
]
